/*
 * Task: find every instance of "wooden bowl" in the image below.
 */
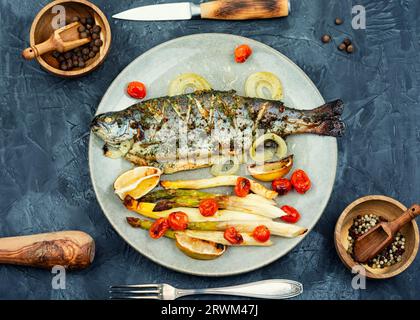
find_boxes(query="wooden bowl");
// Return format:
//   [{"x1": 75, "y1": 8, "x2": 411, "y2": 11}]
[
  {"x1": 28, "y1": 0, "x2": 111, "y2": 77},
  {"x1": 334, "y1": 195, "x2": 419, "y2": 279}
]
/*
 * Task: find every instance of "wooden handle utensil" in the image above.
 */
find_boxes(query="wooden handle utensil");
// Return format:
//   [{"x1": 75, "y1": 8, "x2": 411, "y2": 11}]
[
  {"x1": 0, "y1": 231, "x2": 95, "y2": 270},
  {"x1": 200, "y1": 0, "x2": 289, "y2": 20},
  {"x1": 22, "y1": 21, "x2": 90, "y2": 60},
  {"x1": 354, "y1": 204, "x2": 420, "y2": 263}
]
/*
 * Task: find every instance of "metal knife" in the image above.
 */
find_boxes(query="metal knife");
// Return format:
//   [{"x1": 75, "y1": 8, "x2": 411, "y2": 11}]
[{"x1": 113, "y1": 0, "x2": 290, "y2": 21}]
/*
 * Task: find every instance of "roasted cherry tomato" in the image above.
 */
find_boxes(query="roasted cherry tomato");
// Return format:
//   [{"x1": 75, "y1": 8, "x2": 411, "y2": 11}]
[
  {"x1": 224, "y1": 227, "x2": 244, "y2": 245},
  {"x1": 280, "y1": 205, "x2": 301, "y2": 224},
  {"x1": 252, "y1": 225, "x2": 271, "y2": 242},
  {"x1": 127, "y1": 81, "x2": 147, "y2": 99},
  {"x1": 234, "y1": 44, "x2": 252, "y2": 63},
  {"x1": 168, "y1": 211, "x2": 189, "y2": 230},
  {"x1": 234, "y1": 177, "x2": 251, "y2": 197},
  {"x1": 272, "y1": 178, "x2": 292, "y2": 196},
  {"x1": 149, "y1": 217, "x2": 169, "y2": 239},
  {"x1": 290, "y1": 169, "x2": 311, "y2": 194},
  {"x1": 199, "y1": 199, "x2": 219, "y2": 217}
]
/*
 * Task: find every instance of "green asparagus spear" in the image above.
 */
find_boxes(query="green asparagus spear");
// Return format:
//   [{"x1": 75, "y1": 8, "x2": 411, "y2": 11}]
[{"x1": 126, "y1": 217, "x2": 176, "y2": 238}]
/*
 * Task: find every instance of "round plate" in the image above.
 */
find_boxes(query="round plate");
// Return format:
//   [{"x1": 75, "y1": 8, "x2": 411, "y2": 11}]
[{"x1": 89, "y1": 33, "x2": 337, "y2": 276}]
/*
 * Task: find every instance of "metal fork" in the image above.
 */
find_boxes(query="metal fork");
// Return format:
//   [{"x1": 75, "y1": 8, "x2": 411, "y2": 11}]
[{"x1": 109, "y1": 279, "x2": 303, "y2": 300}]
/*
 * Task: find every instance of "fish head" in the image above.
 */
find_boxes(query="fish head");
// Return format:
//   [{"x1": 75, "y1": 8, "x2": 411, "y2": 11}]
[{"x1": 90, "y1": 111, "x2": 140, "y2": 146}]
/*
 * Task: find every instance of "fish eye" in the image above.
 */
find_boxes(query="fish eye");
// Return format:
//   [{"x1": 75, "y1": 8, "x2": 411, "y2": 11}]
[{"x1": 104, "y1": 117, "x2": 113, "y2": 124}]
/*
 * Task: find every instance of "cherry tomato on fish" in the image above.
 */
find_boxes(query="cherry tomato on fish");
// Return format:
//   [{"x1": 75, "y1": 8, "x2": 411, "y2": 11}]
[
  {"x1": 199, "y1": 199, "x2": 219, "y2": 217},
  {"x1": 290, "y1": 169, "x2": 311, "y2": 194},
  {"x1": 280, "y1": 205, "x2": 301, "y2": 224},
  {"x1": 234, "y1": 177, "x2": 251, "y2": 197},
  {"x1": 272, "y1": 178, "x2": 292, "y2": 196},
  {"x1": 224, "y1": 227, "x2": 244, "y2": 245},
  {"x1": 168, "y1": 211, "x2": 189, "y2": 231},
  {"x1": 127, "y1": 81, "x2": 147, "y2": 99},
  {"x1": 252, "y1": 225, "x2": 271, "y2": 242},
  {"x1": 234, "y1": 44, "x2": 252, "y2": 63},
  {"x1": 149, "y1": 217, "x2": 169, "y2": 239}
]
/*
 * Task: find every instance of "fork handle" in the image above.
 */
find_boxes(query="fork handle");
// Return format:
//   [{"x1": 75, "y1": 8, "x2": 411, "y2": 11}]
[{"x1": 177, "y1": 280, "x2": 302, "y2": 299}]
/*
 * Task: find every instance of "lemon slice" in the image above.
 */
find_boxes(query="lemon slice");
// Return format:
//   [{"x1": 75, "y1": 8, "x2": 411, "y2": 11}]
[
  {"x1": 175, "y1": 233, "x2": 226, "y2": 260},
  {"x1": 248, "y1": 155, "x2": 294, "y2": 182},
  {"x1": 114, "y1": 166, "x2": 162, "y2": 200}
]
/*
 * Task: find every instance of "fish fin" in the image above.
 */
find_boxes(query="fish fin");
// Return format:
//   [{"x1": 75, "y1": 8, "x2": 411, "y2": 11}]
[{"x1": 103, "y1": 144, "x2": 123, "y2": 159}]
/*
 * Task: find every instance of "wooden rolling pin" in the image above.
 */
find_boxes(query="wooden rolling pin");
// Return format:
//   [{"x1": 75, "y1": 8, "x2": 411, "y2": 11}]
[{"x1": 0, "y1": 231, "x2": 95, "y2": 270}]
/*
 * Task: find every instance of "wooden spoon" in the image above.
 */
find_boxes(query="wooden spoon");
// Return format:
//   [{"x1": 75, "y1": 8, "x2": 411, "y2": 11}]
[
  {"x1": 22, "y1": 21, "x2": 90, "y2": 60},
  {"x1": 354, "y1": 204, "x2": 420, "y2": 263},
  {"x1": 0, "y1": 230, "x2": 95, "y2": 270}
]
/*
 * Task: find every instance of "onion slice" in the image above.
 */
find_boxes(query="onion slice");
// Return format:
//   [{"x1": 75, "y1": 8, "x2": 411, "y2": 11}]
[
  {"x1": 168, "y1": 73, "x2": 212, "y2": 96},
  {"x1": 211, "y1": 156, "x2": 240, "y2": 176},
  {"x1": 249, "y1": 133, "x2": 287, "y2": 163},
  {"x1": 245, "y1": 72, "x2": 283, "y2": 100}
]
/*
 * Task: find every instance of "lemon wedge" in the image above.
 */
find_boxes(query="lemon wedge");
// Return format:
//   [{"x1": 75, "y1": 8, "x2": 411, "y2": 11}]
[
  {"x1": 175, "y1": 233, "x2": 226, "y2": 260},
  {"x1": 114, "y1": 166, "x2": 162, "y2": 200}
]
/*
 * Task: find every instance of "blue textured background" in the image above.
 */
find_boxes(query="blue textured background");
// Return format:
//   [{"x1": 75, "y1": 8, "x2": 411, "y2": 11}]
[{"x1": 0, "y1": 0, "x2": 419, "y2": 300}]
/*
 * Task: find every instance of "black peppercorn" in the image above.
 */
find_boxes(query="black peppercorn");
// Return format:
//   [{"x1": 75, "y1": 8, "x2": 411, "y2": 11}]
[
  {"x1": 335, "y1": 18, "x2": 343, "y2": 25},
  {"x1": 92, "y1": 25, "x2": 101, "y2": 34},
  {"x1": 321, "y1": 34, "x2": 331, "y2": 43},
  {"x1": 94, "y1": 39, "x2": 103, "y2": 47},
  {"x1": 338, "y1": 43, "x2": 346, "y2": 51}
]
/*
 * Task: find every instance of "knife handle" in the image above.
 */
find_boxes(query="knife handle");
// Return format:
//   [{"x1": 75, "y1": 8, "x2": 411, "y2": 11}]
[
  {"x1": 200, "y1": 0, "x2": 289, "y2": 20},
  {"x1": 0, "y1": 231, "x2": 95, "y2": 270}
]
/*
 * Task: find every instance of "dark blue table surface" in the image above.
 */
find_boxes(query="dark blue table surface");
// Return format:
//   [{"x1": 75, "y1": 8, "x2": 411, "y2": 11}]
[{"x1": 0, "y1": 0, "x2": 419, "y2": 300}]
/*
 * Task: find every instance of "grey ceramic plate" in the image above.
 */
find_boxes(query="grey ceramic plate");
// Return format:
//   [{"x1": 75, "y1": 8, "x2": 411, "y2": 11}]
[{"x1": 89, "y1": 33, "x2": 337, "y2": 276}]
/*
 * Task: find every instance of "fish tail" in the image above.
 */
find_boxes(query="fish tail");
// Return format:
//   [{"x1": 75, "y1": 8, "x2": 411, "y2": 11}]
[
  {"x1": 308, "y1": 119, "x2": 346, "y2": 137},
  {"x1": 311, "y1": 99, "x2": 344, "y2": 119}
]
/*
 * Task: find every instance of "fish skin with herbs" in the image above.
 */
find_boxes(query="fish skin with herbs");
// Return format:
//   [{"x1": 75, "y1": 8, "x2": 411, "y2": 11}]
[{"x1": 91, "y1": 90, "x2": 345, "y2": 173}]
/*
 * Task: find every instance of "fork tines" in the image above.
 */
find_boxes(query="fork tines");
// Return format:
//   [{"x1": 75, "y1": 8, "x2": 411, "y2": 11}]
[{"x1": 109, "y1": 284, "x2": 162, "y2": 300}]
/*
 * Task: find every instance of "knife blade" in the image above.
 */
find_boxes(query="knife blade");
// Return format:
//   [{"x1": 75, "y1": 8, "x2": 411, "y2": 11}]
[
  {"x1": 113, "y1": 3, "x2": 200, "y2": 21},
  {"x1": 113, "y1": 0, "x2": 290, "y2": 21}
]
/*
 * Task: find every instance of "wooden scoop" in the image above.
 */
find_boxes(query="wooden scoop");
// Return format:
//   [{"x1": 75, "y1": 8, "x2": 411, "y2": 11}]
[
  {"x1": 354, "y1": 204, "x2": 420, "y2": 263},
  {"x1": 0, "y1": 230, "x2": 95, "y2": 270},
  {"x1": 22, "y1": 22, "x2": 90, "y2": 60}
]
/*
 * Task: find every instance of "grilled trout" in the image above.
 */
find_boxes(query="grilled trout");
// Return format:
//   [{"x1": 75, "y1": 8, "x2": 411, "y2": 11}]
[{"x1": 91, "y1": 90, "x2": 344, "y2": 173}]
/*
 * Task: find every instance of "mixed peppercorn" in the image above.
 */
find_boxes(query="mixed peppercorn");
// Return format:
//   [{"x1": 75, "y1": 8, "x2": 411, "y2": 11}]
[
  {"x1": 52, "y1": 15, "x2": 103, "y2": 71},
  {"x1": 347, "y1": 214, "x2": 406, "y2": 268}
]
